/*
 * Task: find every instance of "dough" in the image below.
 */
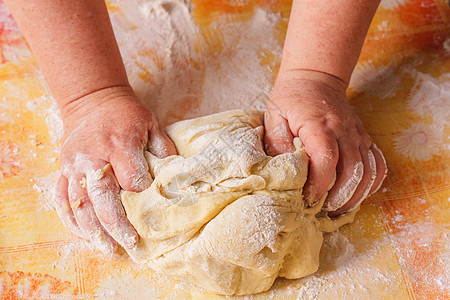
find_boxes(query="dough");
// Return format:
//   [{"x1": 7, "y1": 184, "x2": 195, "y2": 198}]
[{"x1": 121, "y1": 110, "x2": 358, "y2": 295}]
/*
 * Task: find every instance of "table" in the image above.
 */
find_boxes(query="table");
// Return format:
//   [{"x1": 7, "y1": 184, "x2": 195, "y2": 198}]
[{"x1": 1, "y1": 0, "x2": 449, "y2": 298}]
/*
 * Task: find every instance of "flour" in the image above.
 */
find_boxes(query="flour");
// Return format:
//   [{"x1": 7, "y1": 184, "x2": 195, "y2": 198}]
[
  {"x1": 388, "y1": 221, "x2": 450, "y2": 295},
  {"x1": 32, "y1": 0, "x2": 281, "y2": 212},
  {"x1": 109, "y1": 0, "x2": 280, "y2": 125},
  {"x1": 274, "y1": 231, "x2": 403, "y2": 299},
  {"x1": 321, "y1": 231, "x2": 355, "y2": 268},
  {"x1": 119, "y1": 110, "x2": 362, "y2": 295},
  {"x1": 408, "y1": 71, "x2": 450, "y2": 127},
  {"x1": 20, "y1": 0, "x2": 407, "y2": 297},
  {"x1": 25, "y1": 95, "x2": 63, "y2": 145},
  {"x1": 32, "y1": 170, "x2": 60, "y2": 211}
]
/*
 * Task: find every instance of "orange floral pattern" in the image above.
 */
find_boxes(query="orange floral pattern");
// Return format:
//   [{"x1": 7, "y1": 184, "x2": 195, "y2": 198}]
[
  {"x1": 0, "y1": 140, "x2": 22, "y2": 181},
  {"x1": 0, "y1": 271, "x2": 77, "y2": 299}
]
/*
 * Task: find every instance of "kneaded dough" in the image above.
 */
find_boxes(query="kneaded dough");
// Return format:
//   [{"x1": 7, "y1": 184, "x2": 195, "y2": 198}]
[{"x1": 121, "y1": 110, "x2": 358, "y2": 295}]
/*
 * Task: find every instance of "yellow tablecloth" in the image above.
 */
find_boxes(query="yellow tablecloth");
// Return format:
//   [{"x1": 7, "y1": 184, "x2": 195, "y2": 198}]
[{"x1": 0, "y1": 0, "x2": 449, "y2": 298}]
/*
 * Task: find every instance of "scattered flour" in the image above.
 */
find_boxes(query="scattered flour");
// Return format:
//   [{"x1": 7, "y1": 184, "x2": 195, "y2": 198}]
[
  {"x1": 264, "y1": 229, "x2": 405, "y2": 299},
  {"x1": 25, "y1": 94, "x2": 64, "y2": 145},
  {"x1": 13, "y1": 0, "x2": 448, "y2": 298},
  {"x1": 408, "y1": 71, "x2": 450, "y2": 127},
  {"x1": 109, "y1": 0, "x2": 280, "y2": 125},
  {"x1": 32, "y1": 170, "x2": 60, "y2": 211}
]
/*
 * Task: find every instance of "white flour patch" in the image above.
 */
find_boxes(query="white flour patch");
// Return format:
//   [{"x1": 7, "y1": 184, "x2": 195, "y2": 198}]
[
  {"x1": 109, "y1": 0, "x2": 280, "y2": 125},
  {"x1": 32, "y1": 170, "x2": 60, "y2": 211},
  {"x1": 408, "y1": 71, "x2": 450, "y2": 127},
  {"x1": 26, "y1": 94, "x2": 63, "y2": 145},
  {"x1": 278, "y1": 234, "x2": 403, "y2": 299}
]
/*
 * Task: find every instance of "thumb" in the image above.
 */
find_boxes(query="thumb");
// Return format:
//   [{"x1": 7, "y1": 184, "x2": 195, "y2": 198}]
[
  {"x1": 264, "y1": 109, "x2": 295, "y2": 156},
  {"x1": 148, "y1": 125, "x2": 177, "y2": 158},
  {"x1": 110, "y1": 148, "x2": 153, "y2": 192}
]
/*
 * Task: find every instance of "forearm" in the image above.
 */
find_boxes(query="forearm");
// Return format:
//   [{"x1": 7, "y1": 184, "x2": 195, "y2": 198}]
[
  {"x1": 279, "y1": 0, "x2": 380, "y2": 86},
  {"x1": 4, "y1": 0, "x2": 130, "y2": 118}
]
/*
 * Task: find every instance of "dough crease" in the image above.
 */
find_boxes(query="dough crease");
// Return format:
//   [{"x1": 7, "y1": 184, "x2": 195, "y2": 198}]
[{"x1": 121, "y1": 109, "x2": 357, "y2": 295}]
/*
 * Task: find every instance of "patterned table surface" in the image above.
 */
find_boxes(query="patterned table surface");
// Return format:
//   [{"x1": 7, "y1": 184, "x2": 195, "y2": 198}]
[{"x1": 0, "y1": 0, "x2": 449, "y2": 299}]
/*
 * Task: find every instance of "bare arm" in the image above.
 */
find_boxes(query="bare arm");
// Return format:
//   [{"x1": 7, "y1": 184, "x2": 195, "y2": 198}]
[
  {"x1": 280, "y1": 0, "x2": 380, "y2": 84},
  {"x1": 4, "y1": 0, "x2": 130, "y2": 117}
]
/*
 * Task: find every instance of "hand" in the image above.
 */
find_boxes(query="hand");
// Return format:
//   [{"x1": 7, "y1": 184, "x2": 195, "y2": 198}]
[
  {"x1": 264, "y1": 70, "x2": 386, "y2": 217},
  {"x1": 53, "y1": 86, "x2": 177, "y2": 254}
]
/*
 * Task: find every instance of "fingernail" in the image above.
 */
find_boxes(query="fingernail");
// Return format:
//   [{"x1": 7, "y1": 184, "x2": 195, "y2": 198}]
[
  {"x1": 110, "y1": 226, "x2": 139, "y2": 249},
  {"x1": 124, "y1": 231, "x2": 139, "y2": 249}
]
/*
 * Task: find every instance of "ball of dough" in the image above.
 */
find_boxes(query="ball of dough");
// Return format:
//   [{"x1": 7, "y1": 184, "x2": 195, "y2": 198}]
[{"x1": 121, "y1": 110, "x2": 358, "y2": 295}]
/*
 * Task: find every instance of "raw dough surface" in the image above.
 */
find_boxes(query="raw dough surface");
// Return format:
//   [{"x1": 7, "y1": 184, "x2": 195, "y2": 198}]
[{"x1": 121, "y1": 110, "x2": 358, "y2": 295}]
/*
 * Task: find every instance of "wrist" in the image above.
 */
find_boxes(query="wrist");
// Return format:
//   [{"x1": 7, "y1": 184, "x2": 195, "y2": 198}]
[
  {"x1": 59, "y1": 85, "x2": 139, "y2": 125},
  {"x1": 275, "y1": 68, "x2": 348, "y2": 95}
]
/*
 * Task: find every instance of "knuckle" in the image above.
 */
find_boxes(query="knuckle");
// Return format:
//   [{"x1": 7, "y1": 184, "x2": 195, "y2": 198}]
[{"x1": 313, "y1": 147, "x2": 338, "y2": 166}]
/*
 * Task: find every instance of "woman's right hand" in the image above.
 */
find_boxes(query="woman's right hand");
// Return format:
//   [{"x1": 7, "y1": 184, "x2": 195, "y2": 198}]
[{"x1": 53, "y1": 86, "x2": 177, "y2": 255}]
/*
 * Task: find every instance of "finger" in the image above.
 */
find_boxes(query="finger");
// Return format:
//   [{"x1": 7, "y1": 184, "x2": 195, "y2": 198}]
[
  {"x1": 68, "y1": 173, "x2": 117, "y2": 255},
  {"x1": 368, "y1": 143, "x2": 387, "y2": 195},
  {"x1": 53, "y1": 175, "x2": 84, "y2": 238},
  {"x1": 86, "y1": 163, "x2": 139, "y2": 250},
  {"x1": 328, "y1": 146, "x2": 377, "y2": 217},
  {"x1": 110, "y1": 148, "x2": 152, "y2": 192},
  {"x1": 263, "y1": 110, "x2": 295, "y2": 156},
  {"x1": 323, "y1": 140, "x2": 363, "y2": 211},
  {"x1": 298, "y1": 124, "x2": 339, "y2": 206},
  {"x1": 148, "y1": 124, "x2": 177, "y2": 158}
]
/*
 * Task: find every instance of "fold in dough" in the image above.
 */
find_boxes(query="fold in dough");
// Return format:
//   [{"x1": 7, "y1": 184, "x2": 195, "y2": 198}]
[{"x1": 121, "y1": 109, "x2": 358, "y2": 295}]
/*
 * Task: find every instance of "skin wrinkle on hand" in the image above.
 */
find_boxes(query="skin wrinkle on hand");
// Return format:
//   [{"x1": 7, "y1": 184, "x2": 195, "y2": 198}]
[
  {"x1": 324, "y1": 160, "x2": 363, "y2": 211},
  {"x1": 68, "y1": 177, "x2": 116, "y2": 254},
  {"x1": 81, "y1": 202, "x2": 116, "y2": 256}
]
